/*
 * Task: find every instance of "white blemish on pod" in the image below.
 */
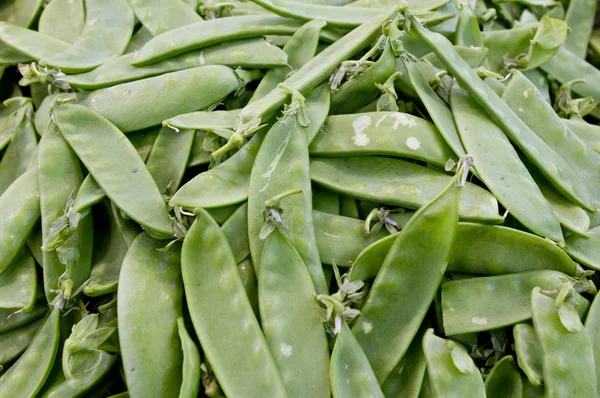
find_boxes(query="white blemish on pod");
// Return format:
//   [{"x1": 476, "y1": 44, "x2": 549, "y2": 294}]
[
  {"x1": 406, "y1": 137, "x2": 420, "y2": 150},
  {"x1": 362, "y1": 321, "x2": 373, "y2": 334},
  {"x1": 391, "y1": 113, "x2": 416, "y2": 129},
  {"x1": 472, "y1": 317, "x2": 488, "y2": 325},
  {"x1": 280, "y1": 343, "x2": 293, "y2": 357},
  {"x1": 351, "y1": 115, "x2": 371, "y2": 146}
]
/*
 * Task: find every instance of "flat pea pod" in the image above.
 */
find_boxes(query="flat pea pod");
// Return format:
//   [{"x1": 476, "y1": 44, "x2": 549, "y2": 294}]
[
  {"x1": 411, "y1": 18, "x2": 593, "y2": 212},
  {"x1": 0, "y1": 0, "x2": 43, "y2": 28},
  {"x1": 187, "y1": 131, "x2": 211, "y2": 168},
  {"x1": 339, "y1": 196, "x2": 359, "y2": 218},
  {"x1": 182, "y1": 208, "x2": 286, "y2": 398},
  {"x1": 0, "y1": 317, "x2": 42, "y2": 366},
  {"x1": 222, "y1": 203, "x2": 250, "y2": 264},
  {"x1": 330, "y1": 320, "x2": 383, "y2": 398},
  {"x1": 0, "y1": 308, "x2": 60, "y2": 398},
  {"x1": 484, "y1": 355, "x2": 522, "y2": 398},
  {"x1": 65, "y1": 39, "x2": 287, "y2": 90},
  {"x1": 313, "y1": 187, "x2": 340, "y2": 215},
  {"x1": 126, "y1": 0, "x2": 202, "y2": 36},
  {"x1": 310, "y1": 156, "x2": 502, "y2": 223},
  {"x1": 0, "y1": 167, "x2": 40, "y2": 276},
  {"x1": 0, "y1": 249, "x2": 36, "y2": 311},
  {"x1": 422, "y1": 329, "x2": 485, "y2": 398},
  {"x1": 177, "y1": 317, "x2": 201, "y2": 398},
  {"x1": 259, "y1": 230, "x2": 330, "y2": 398},
  {"x1": 38, "y1": 0, "x2": 85, "y2": 44},
  {"x1": 329, "y1": 42, "x2": 396, "y2": 115},
  {"x1": 513, "y1": 323, "x2": 544, "y2": 387},
  {"x1": 164, "y1": 110, "x2": 240, "y2": 134},
  {"x1": 0, "y1": 98, "x2": 28, "y2": 150},
  {"x1": 309, "y1": 112, "x2": 456, "y2": 168},
  {"x1": 40, "y1": 0, "x2": 134, "y2": 73},
  {"x1": 76, "y1": 66, "x2": 242, "y2": 133},
  {"x1": 441, "y1": 270, "x2": 590, "y2": 335},
  {"x1": 238, "y1": 258, "x2": 259, "y2": 317},
  {"x1": 585, "y1": 292, "x2": 600, "y2": 395},
  {"x1": 0, "y1": 23, "x2": 71, "y2": 62},
  {"x1": 563, "y1": 0, "x2": 597, "y2": 59},
  {"x1": 564, "y1": 226, "x2": 600, "y2": 270},
  {"x1": 564, "y1": 119, "x2": 600, "y2": 154},
  {"x1": 206, "y1": 204, "x2": 240, "y2": 225},
  {"x1": 118, "y1": 233, "x2": 184, "y2": 397},
  {"x1": 0, "y1": 300, "x2": 47, "y2": 334},
  {"x1": 481, "y1": 26, "x2": 536, "y2": 73},
  {"x1": 503, "y1": 69, "x2": 600, "y2": 210},
  {"x1": 455, "y1": 2, "x2": 483, "y2": 47},
  {"x1": 421, "y1": 46, "x2": 488, "y2": 70},
  {"x1": 352, "y1": 162, "x2": 462, "y2": 383},
  {"x1": 53, "y1": 103, "x2": 173, "y2": 239},
  {"x1": 531, "y1": 287, "x2": 597, "y2": 397}
]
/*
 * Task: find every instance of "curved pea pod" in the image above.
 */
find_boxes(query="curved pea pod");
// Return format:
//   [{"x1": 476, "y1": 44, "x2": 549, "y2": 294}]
[
  {"x1": 0, "y1": 301, "x2": 47, "y2": 334},
  {"x1": 0, "y1": 167, "x2": 40, "y2": 276},
  {"x1": 531, "y1": 287, "x2": 597, "y2": 397},
  {"x1": 564, "y1": 0, "x2": 597, "y2": 58},
  {"x1": 53, "y1": 104, "x2": 173, "y2": 239},
  {"x1": 422, "y1": 329, "x2": 485, "y2": 398},
  {"x1": 34, "y1": 94, "x2": 59, "y2": 137},
  {"x1": 0, "y1": 98, "x2": 27, "y2": 150},
  {"x1": 348, "y1": 233, "x2": 397, "y2": 282},
  {"x1": 585, "y1": 292, "x2": 600, "y2": 395},
  {"x1": 331, "y1": 321, "x2": 384, "y2": 398},
  {"x1": 0, "y1": 0, "x2": 43, "y2": 28},
  {"x1": 0, "y1": 308, "x2": 60, "y2": 398},
  {"x1": 422, "y1": 46, "x2": 488, "y2": 70},
  {"x1": 222, "y1": 203, "x2": 250, "y2": 264},
  {"x1": 513, "y1": 323, "x2": 544, "y2": 387},
  {"x1": 0, "y1": 23, "x2": 70, "y2": 62},
  {"x1": 450, "y1": 84, "x2": 563, "y2": 243},
  {"x1": 309, "y1": 111, "x2": 454, "y2": 168},
  {"x1": 187, "y1": 131, "x2": 211, "y2": 168},
  {"x1": 352, "y1": 160, "x2": 462, "y2": 383},
  {"x1": 38, "y1": 0, "x2": 85, "y2": 44},
  {"x1": 564, "y1": 226, "x2": 600, "y2": 271},
  {"x1": 0, "y1": 249, "x2": 37, "y2": 311},
  {"x1": 76, "y1": 66, "x2": 242, "y2": 133},
  {"x1": 238, "y1": 258, "x2": 259, "y2": 317},
  {"x1": 207, "y1": 204, "x2": 239, "y2": 225},
  {"x1": 442, "y1": 271, "x2": 590, "y2": 335},
  {"x1": 565, "y1": 119, "x2": 600, "y2": 154},
  {"x1": 311, "y1": 156, "x2": 501, "y2": 223},
  {"x1": 330, "y1": 43, "x2": 396, "y2": 115},
  {"x1": 542, "y1": 46, "x2": 600, "y2": 102},
  {"x1": 164, "y1": 110, "x2": 240, "y2": 134},
  {"x1": 484, "y1": 355, "x2": 522, "y2": 398},
  {"x1": 0, "y1": 317, "x2": 42, "y2": 366},
  {"x1": 177, "y1": 317, "x2": 201, "y2": 398},
  {"x1": 71, "y1": 176, "x2": 106, "y2": 215},
  {"x1": 313, "y1": 187, "x2": 340, "y2": 215},
  {"x1": 259, "y1": 231, "x2": 330, "y2": 398},
  {"x1": 39, "y1": 0, "x2": 133, "y2": 73},
  {"x1": 66, "y1": 39, "x2": 287, "y2": 90},
  {"x1": 125, "y1": 25, "x2": 153, "y2": 53},
  {"x1": 182, "y1": 208, "x2": 287, "y2": 398},
  {"x1": 127, "y1": 0, "x2": 201, "y2": 36},
  {"x1": 118, "y1": 233, "x2": 184, "y2": 397}
]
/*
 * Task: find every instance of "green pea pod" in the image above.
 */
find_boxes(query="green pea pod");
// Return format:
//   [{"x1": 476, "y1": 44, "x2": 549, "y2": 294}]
[
  {"x1": 182, "y1": 208, "x2": 286, "y2": 398},
  {"x1": 484, "y1": 355, "x2": 522, "y2": 398},
  {"x1": 177, "y1": 317, "x2": 201, "y2": 398},
  {"x1": 0, "y1": 317, "x2": 42, "y2": 366},
  {"x1": 53, "y1": 104, "x2": 173, "y2": 239},
  {"x1": 0, "y1": 301, "x2": 47, "y2": 334},
  {"x1": 0, "y1": 308, "x2": 60, "y2": 398},
  {"x1": 125, "y1": 26, "x2": 153, "y2": 53},
  {"x1": 564, "y1": 119, "x2": 600, "y2": 154},
  {"x1": 0, "y1": 249, "x2": 37, "y2": 311},
  {"x1": 311, "y1": 156, "x2": 501, "y2": 223},
  {"x1": 187, "y1": 131, "x2": 211, "y2": 168},
  {"x1": 513, "y1": 323, "x2": 544, "y2": 387},
  {"x1": 313, "y1": 187, "x2": 340, "y2": 215},
  {"x1": 206, "y1": 204, "x2": 240, "y2": 225},
  {"x1": 0, "y1": 0, "x2": 43, "y2": 28},
  {"x1": 118, "y1": 233, "x2": 184, "y2": 397},
  {"x1": 339, "y1": 196, "x2": 360, "y2": 219},
  {"x1": 585, "y1": 292, "x2": 600, "y2": 395},
  {"x1": 442, "y1": 270, "x2": 590, "y2": 335},
  {"x1": 511, "y1": 16, "x2": 568, "y2": 71},
  {"x1": 531, "y1": 287, "x2": 597, "y2": 397},
  {"x1": 422, "y1": 329, "x2": 485, "y2": 398},
  {"x1": 564, "y1": 0, "x2": 596, "y2": 57},
  {"x1": 564, "y1": 226, "x2": 600, "y2": 270},
  {"x1": 522, "y1": 376, "x2": 545, "y2": 397},
  {"x1": 0, "y1": 23, "x2": 70, "y2": 61},
  {"x1": 237, "y1": 258, "x2": 259, "y2": 317},
  {"x1": 71, "y1": 176, "x2": 106, "y2": 215},
  {"x1": 222, "y1": 203, "x2": 250, "y2": 264},
  {"x1": 0, "y1": 167, "x2": 40, "y2": 276},
  {"x1": 259, "y1": 230, "x2": 330, "y2": 397},
  {"x1": 38, "y1": 0, "x2": 85, "y2": 44},
  {"x1": 455, "y1": 2, "x2": 483, "y2": 47},
  {"x1": 164, "y1": 110, "x2": 240, "y2": 136},
  {"x1": 127, "y1": 0, "x2": 202, "y2": 36},
  {"x1": 352, "y1": 157, "x2": 464, "y2": 382},
  {"x1": 331, "y1": 321, "x2": 384, "y2": 398},
  {"x1": 421, "y1": 46, "x2": 488, "y2": 70},
  {"x1": 0, "y1": 98, "x2": 27, "y2": 149}
]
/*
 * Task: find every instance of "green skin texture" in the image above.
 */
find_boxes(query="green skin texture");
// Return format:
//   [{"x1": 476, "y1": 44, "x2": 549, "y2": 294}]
[
  {"x1": 0, "y1": 317, "x2": 42, "y2": 365},
  {"x1": 450, "y1": 84, "x2": 563, "y2": 242},
  {"x1": 330, "y1": 43, "x2": 396, "y2": 115},
  {"x1": 38, "y1": 0, "x2": 84, "y2": 44},
  {"x1": 40, "y1": 0, "x2": 134, "y2": 73},
  {"x1": 0, "y1": 98, "x2": 27, "y2": 150},
  {"x1": 455, "y1": 3, "x2": 483, "y2": 47},
  {"x1": 53, "y1": 103, "x2": 173, "y2": 239},
  {"x1": 0, "y1": 301, "x2": 47, "y2": 334},
  {"x1": 0, "y1": 309, "x2": 60, "y2": 398},
  {"x1": 126, "y1": 0, "x2": 202, "y2": 37},
  {"x1": 182, "y1": 208, "x2": 286, "y2": 398},
  {"x1": 0, "y1": 0, "x2": 43, "y2": 28},
  {"x1": 259, "y1": 231, "x2": 330, "y2": 398},
  {"x1": 0, "y1": 249, "x2": 37, "y2": 310},
  {"x1": 165, "y1": 110, "x2": 240, "y2": 133},
  {"x1": 481, "y1": 26, "x2": 536, "y2": 73},
  {"x1": 421, "y1": 46, "x2": 488, "y2": 71},
  {"x1": 312, "y1": 187, "x2": 340, "y2": 215},
  {"x1": 422, "y1": 329, "x2": 486, "y2": 398},
  {"x1": 352, "y1": 168, "x2": 461, "y2": 383},
  {"x1": 330, "y1": 321, "x2": 384, "y2": 398},
  {"x1": 66, "y1": 39, "x2": 288, "y2": 90},
  {"x1": 76, "y1": 65, "x2": 241, "y2": 133},
  {"x1": 442, "y1": 271, "x2": 590, "y2": 335},
  {"x1": 177, "y1": 317, "x2": 201, "y2": 398},
  {"x1": 484, "y1": 356, "x2": 523, "y2": 398},
  {"x1": 0, "y1": 167, "x2": 40, "y2": 276},
  {"x1": 309, "y1": 111, "x2": 456, "y2": 168},
  {"x1": 118, "y1": 233, "x2": 184, "y2": 398},
  {"x1": 564, "y1": 226, "x2": 600, "y2": 270},
  {"x1": 565, "y1": 119, "x2": 600, "y2": 154},
  {"x1": 585, "y1": 292, "x2": 600, "y2": 396},
  {"x1": 411, "y1": 17, "x2": 593, "y2": 212},
  {"x1": 0, "y1": 22, "x2": 70, "y2": 61},
  {"x1": 563, "y1": 0, "x2": 597, "y2": 59},
  {"x1": 513, "y1": 323, "x2": 544, "y2": 387},
  {"x1": 238, "y1": 258, "x2": 259, "y2": 317},
  {"x1": 310, "y1": 156, "x2": 501, "y2": 223},
  {"x1": 222, "y1": 203, "x2": 251, "y2": 264},
  {"x1": 531, "y1": 288, "x2": 597, "y2": 397}
]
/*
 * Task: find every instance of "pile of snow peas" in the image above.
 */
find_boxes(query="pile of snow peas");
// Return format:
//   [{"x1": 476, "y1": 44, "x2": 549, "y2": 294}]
[{"x1": 1, "y1": 0, "x2": 600, "y2": 396}]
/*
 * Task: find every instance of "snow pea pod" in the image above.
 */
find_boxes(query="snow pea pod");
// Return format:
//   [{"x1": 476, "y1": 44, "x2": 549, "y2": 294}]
[
  {"x1": 564, "y1": 119, "x2": 600, "y2": 154},
  {"x1": 585, "y1": 292, "x2": 600, "y2": 395},
  {"x1": 182, "y1": 208, "x2": 286, "y2": 398},
  {"x1": 0, "y1": 308, "x2": 60, "y2": 398},
  {"x1": 421, "y1": 46, "x2": 488, "y2": 70},
  {"x1": 0, "y1": 317, "x2": 42, "y2": 366},
  {"x1": 206, "y1": 204, "x2": 240, "y2": 225},
  {"x1": 125, "y1": 26, "x2": 153, "y2": 53},
  {"x1": 146, "y1": 126, "x2": 194, "y2": 194},
  {"x1": 442, "y1": 271, "x2": 590, "y2": 335},
  {"x1": 259, "y1": 231, "x2": 329, "y2": 398},
  {"x1": 339, "y1": 196, "x2": 359, "y2": 218},
  {"x1": 0, "y1": 301, "x2": 47, "y2": 334},
  {"x1": 531, "y1": 287, "x2": 597, "y2": 397},
  {"x1": 311, "y1": 156, "x2": 501, "y2": 223},
  {"x1": 118, "y1": 233, "x2": 184, "y2": 397},
  {"x1": 352, "y1": 160, "x2": 463, "y2": 383},
  {"x1": 164, "y1": 110, "x2": 240, "y2": 133},
  {"x1": 38, "y1": 0, "x2": 85, "y2": 44},
  {"x1": 564, "y1": 226, "x2": 600, "y2": 270},
  {"x1": 0, "y1": 23, "x2": 70, "y2": 61},
  {"x1": 40, "y1": 0, "x2": 134, "y2": 73},
  {"x1": 455, "y1": 2, "x2": 483, "y2": 47},
  {"x1": 484, "y1": 355, "x2": 522, "y2": 398},
  {"x1": 222, "y1": 203, "x2": 250, "y2": 264},
  {"x1": 422, "y1": 329, "x2": 485, "y2": 398},
  {"x1": 411, "y1": 17, "x2": 593, "y2": 212},
  {"x1": 238, "y1": 258, "x2": 259, "y2": 317},
  {"x1": 53, "y1": 104, "x2": 173, "y2": 239},
  {"x1": 331, "y1": 321, "x2": 383, "y2": 398},
  {"x1": 513, "y1": 323, "x2": 544, "y2": 387},
  {"x1": 177, "y1": 317, "x2": 201, "y2": 398},
  {"x1": 450, "y1": 84, "x2": 562, "y2": 242},
  {"x1": 187, "y1": 131, "x2": 211, "y2": 168},
  {"x1": 0, "y1": 98, "x2": 27, "y2": 149},
  {"x1": 0, "y1": 0, "x2": 43, "y2": 28},
  {"x1": 483, "y1": 26, "x2": 537, "y2": 72},
  {"x1": 0, "y1": 249, "x2": 36, "y2": 311},
  {"x1": 313, "y1": 187, "x2": 340, "y2": 215},
  {"x1": 563, "y1": 0, "x2": 596, "y2": 59},
  {"x1": 127, "y1": 0, "x2": 202, "y2": 36}
]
